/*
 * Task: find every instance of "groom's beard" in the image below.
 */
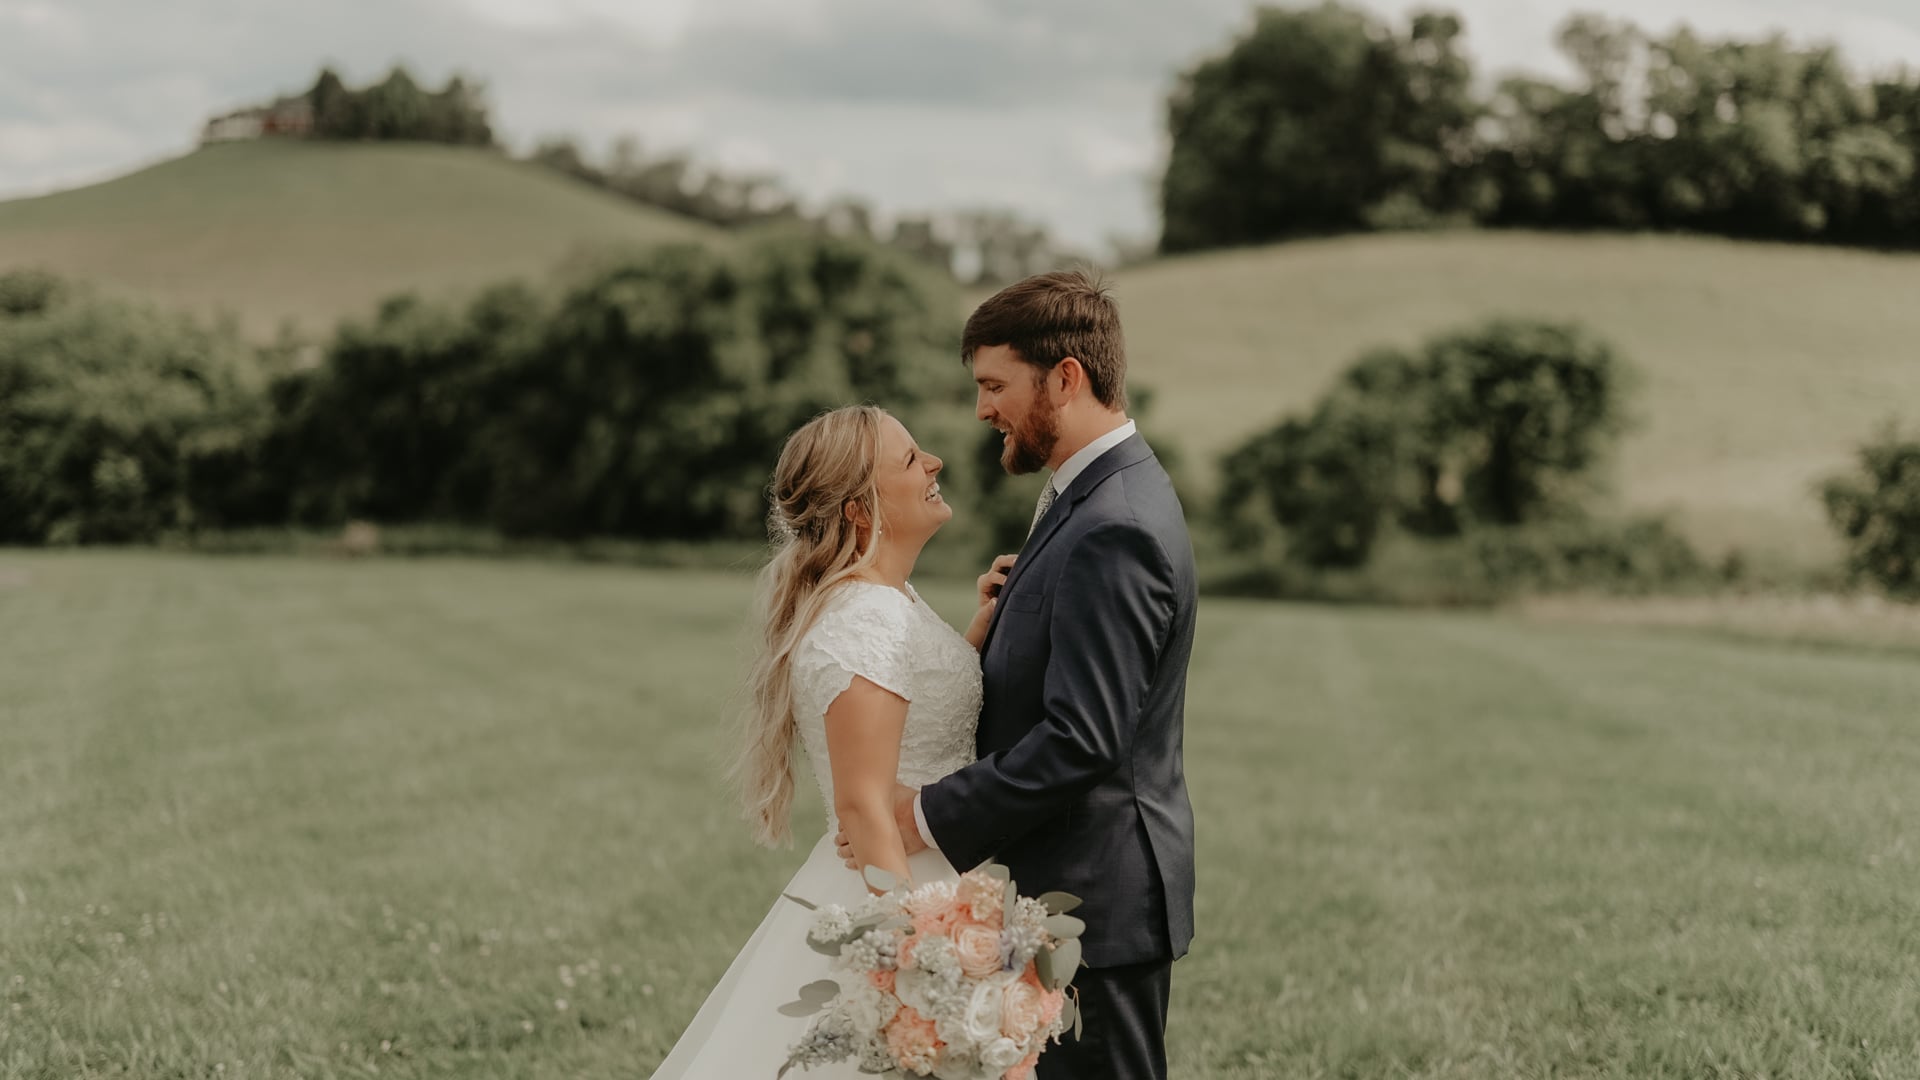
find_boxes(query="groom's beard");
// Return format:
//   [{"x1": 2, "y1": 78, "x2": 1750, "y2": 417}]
[{"x1": 1000, "y1": 396, "x2": 1060, "y2": 476}]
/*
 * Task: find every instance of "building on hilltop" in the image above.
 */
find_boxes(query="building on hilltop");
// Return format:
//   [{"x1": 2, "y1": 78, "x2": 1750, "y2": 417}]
[{"x1": 200, "y1": 95, "x2": 313, "y2": 144}]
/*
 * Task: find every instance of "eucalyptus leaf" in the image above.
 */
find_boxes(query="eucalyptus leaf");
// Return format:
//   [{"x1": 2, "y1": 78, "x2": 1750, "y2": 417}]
[
  {"x1": 983, "y1": 864, "x2": 1011, "y2": 882},
  {"x1": 781, "y1": 893, "x2": 819, "y2": 911},
  {"x1": 1058, "y1": 994, "x2": 1076, "y2": 1035},
  {"x1": 774, "y1": 981, "x2": 836, "y2": 1016},
  {"x1": 1003, "y1": 880, "x2": 1019, "y2": 923},
  {"x1": 1035, "y1": 891, "x2": 1083, "y2": 916},
  {"x1": 807, "y1": 938, "x2": 844, "y2": 958},
  {"x1": 862, "y1": 866, "x2": 898, "y2": 893},
  {"x1": 878, "y1": 915, "x2": 914, "y2": 933},
  {"x1": 1072, "y1": 990, "x2": 1085, "y2": 1040},
  {"x1": 1041, "y1": 914, "x2": 1086, "y2": 940},
  {"x1": 1051, "y1": 938, "x2": 1082, "y2": 984},
  {"x1": 1035, "y1": 944, "x2": 1057, "y2": 989}
]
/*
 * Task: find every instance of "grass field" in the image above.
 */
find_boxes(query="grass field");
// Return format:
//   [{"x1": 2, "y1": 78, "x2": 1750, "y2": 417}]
[
  {"x1": 0, "y1": 141, "x2": 722, "y2": 335},
  {"x1": 3, "y1": 551, "x2": 1918, "y2": 1078}
]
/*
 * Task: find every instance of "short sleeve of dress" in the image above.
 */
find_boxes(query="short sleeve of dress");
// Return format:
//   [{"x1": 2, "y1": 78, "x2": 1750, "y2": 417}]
[{"x1": 793, "y1": 584, "x2": 919, "y2": 707}]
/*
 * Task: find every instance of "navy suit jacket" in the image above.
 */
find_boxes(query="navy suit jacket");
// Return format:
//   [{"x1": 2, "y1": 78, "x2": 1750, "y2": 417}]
[{"x1": 921, "y1": 433, "x2": 1197, "y2": 968}]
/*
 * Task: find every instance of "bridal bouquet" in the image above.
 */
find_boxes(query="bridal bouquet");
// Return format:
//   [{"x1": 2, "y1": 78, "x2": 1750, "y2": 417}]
[{"x1": 777, "y1": 864, "x2": 1084, "y2": 1079}]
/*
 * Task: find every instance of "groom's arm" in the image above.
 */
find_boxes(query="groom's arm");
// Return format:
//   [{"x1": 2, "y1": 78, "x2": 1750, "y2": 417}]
[{"x1": 919, "y1": 520, "x2": 1175, "y2": 871}]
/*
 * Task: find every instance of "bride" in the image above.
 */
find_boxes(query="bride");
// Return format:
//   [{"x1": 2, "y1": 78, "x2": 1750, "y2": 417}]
[{"x1": 649, "y1": 405, "x2": 1007, "y2": 1078}]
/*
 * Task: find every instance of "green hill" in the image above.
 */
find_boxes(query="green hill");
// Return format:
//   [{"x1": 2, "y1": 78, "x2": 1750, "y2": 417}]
[
  {"x1": 3, "y1": 143, "x2": 1913, "y2": 564},
  {"x1": 1113, "y1": 231, "x2": 1920, "y2": 564},
  {"x1": 0, "y1": 140, "x2": 724, "y2": 333}
]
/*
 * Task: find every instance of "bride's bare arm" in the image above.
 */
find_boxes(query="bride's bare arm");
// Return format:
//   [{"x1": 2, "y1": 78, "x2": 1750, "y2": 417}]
[{"x1": 823, "y1": 676, "x2": 914, "y2": 891}]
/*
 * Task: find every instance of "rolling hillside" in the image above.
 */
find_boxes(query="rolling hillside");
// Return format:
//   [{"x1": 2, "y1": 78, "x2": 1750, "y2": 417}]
[
  {"x1": 1113, "y1": 232, "x2": 1920, "y2": 562},
  {"x1": 0, "y1": 140, "x2": 724, "y2": 333},
  {"x1": 3, "y1": 142, "x2": 1914, "y2": 562}
]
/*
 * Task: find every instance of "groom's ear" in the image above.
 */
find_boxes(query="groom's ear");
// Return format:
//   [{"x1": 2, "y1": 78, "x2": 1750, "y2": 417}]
[{"x1": 1054, "y1": 357, "x2": 1086, "y2": 402}]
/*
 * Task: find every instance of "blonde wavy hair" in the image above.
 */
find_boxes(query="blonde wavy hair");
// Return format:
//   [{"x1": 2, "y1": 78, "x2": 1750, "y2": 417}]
[{"x1": 733, "y1": 405, "x2": 892, "y2": 847}]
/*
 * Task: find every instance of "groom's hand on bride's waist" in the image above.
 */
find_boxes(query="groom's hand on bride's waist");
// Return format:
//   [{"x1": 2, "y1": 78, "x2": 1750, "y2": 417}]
[{"x1": 836, "y1": 783, "x2": 924, "y2": 868}]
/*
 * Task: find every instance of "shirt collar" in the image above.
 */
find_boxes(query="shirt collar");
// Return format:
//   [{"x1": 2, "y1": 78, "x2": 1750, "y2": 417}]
[{"x1": 1047, "y1": 419, "x2": 1137, "y2": 497}]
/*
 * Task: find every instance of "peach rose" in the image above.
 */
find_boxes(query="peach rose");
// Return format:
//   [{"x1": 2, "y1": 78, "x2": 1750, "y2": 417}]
[
  {"x1": 1006, "y1": 1050, "x2": 1041, "y2": 1080},
  {"x1": 869, "y1": 968, "x2": 896, "y2": 993},
  {"x1": 999, "y1": 976, "x2": 1046, "y2": 1041},
  {"x1": 911, "y1": 905, "x2": 965, "y2": 940},
  {"x1": 906, "y1": 883, "x2": 968, "y2": 939},
  {"x1": 953, "y1": 924, "x2": 1005, "y2": 979},
  {"x1": 885, "y1": 1006, "x2": 942, "y2": 1076}
]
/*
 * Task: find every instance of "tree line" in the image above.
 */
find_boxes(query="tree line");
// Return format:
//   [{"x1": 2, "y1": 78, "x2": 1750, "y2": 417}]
[
  {"x1": 302, "y1": 67, "x2": 493, "y2": 145},
  {"x1": 5, "y1": 256, "x2": 1913, "y2": 599},
  {"x1": 0, "y1": 238, "x2": 982, "y2": 552},
  {"x1": 1162, "y1": 3, "x2": 1920, "y2": 253},
  {"x1": 524, "y1": 135, "x2": 1081, "y2": 287}
]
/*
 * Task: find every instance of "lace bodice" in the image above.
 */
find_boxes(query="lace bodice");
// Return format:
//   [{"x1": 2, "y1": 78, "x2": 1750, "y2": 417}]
[{"x1": 790, "y1": 581, "x2": 983, "y2": 836}]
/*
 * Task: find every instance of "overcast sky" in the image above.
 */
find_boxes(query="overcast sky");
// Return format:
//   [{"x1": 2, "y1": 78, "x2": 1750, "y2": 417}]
[{"x1": 4, "y1": 0, "x2": 1919, "y2": 250}]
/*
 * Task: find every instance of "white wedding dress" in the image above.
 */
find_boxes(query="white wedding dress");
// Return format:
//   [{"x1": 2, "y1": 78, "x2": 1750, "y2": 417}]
[{"x1": 650, "y1": 580, "x2": 982, "y2": 1078}]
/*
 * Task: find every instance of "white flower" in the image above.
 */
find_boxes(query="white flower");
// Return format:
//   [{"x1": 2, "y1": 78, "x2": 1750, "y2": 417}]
[
  {"x1": 895, "y1": 967, "x2": 969, "y2": 1026},
  {"x1": 809, "y1": 904, "x2": 853, "y2": 944},
  {"x1": 1011, "y1": 897, "x2": 1049, "y2": 935},
  {"x1": 914, "y1": 937, "x2": 961, "y2": 980},
  {"x1": 1004, "y1": 923, "x2": 1047, "y2": 967},
  {"x1": 892, "y1": 968, "x2": 938, "y2": 1018},
  {"x1": 980, "y1": 1036, "x2": 1025, "y2": 1070},
  {"x1": 837, "y1": 936, "x2": 882, "y2": 972},
  {"x1": 961, "y1": 972, "x2": 1018, "y2": 1048},
  {"x1": 904, "y1": 880, "x2": 957, "y2": 914},
  {"x1": 841, "y1": 983, "x2": 898, "y2": 1034}
]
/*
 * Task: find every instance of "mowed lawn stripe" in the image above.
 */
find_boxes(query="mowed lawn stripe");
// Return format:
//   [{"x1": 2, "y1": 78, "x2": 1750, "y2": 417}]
[{"x1": 3, "y1": 553, "x2": 1918, "y2": 1078}]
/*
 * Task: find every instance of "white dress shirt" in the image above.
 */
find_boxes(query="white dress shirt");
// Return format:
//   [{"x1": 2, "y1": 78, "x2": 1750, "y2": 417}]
[{"x1": 912, "y1": 419, "x2": 1138, "y2": 852}]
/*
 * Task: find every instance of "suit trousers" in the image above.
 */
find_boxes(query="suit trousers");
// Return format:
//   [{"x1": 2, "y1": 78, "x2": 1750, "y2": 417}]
[{"x1": 1037, "y1": 957, "x2": 1172, "y2": 1080}]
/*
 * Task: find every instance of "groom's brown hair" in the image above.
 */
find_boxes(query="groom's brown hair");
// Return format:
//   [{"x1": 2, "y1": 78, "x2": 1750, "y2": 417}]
[{"x1": 962, "y1": 269, "x2": 1128, "y2": 411}]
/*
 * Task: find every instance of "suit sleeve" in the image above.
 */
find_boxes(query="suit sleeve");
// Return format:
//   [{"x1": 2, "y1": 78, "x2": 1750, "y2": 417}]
[{"x1": 920, "y1": 519, "x2": 1175, "y2": 871}]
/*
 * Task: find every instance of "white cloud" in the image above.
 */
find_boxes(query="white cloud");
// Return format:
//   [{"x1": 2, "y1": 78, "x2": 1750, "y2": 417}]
[
  {"x1": 1072, "y1": 129, "x2": 1158, "y2": 181},
  {"x1": 452, "y1": 0, "x2": 698, "y2": 42},
  {"x1": 3, "y1": 0, "x2": 1919, "y2": 250}
]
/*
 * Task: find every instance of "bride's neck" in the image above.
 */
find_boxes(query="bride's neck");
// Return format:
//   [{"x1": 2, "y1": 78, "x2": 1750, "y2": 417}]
[{"x1": 860, "y1": 537, "x2": 921, "y2": 591}]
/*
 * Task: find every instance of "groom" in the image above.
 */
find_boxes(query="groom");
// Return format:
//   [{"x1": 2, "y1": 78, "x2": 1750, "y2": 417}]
[{"x1": 843, "y1": 270, "x2": 1197, "y2": 1079}]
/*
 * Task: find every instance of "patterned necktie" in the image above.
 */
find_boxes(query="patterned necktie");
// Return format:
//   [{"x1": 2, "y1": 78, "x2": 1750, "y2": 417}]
[{"x1": 1027, "y1": 481, "x2": 1057, "y2": 539}]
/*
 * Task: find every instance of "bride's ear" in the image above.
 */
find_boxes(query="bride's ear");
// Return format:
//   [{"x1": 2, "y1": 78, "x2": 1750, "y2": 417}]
[{"x1": 843, "y1": 499, "x2": 871, "y2": 531}]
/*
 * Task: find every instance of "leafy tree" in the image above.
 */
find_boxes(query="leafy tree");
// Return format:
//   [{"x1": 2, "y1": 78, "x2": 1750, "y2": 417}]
[
  {"x1": 1424, "y1": 320, "x2": 1625, "y2": 526},
  {"x1": 1822, "y1": 425, "x2": 1920, "y2": 598},
  {"x1": 1160, "y1": 2, "x2": 1479, "y2": 251},
  {"x1": 1218, "y1": 319, "x2": 1627, "y2": 568},
  {"x1": 0, "y1": 281, "x2": 270, "y2": 543}
]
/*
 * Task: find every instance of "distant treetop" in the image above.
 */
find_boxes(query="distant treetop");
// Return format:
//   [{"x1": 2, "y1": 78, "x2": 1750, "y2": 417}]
[{"x1": 201, "y1": 67, "x2": 494, "y2": 148}]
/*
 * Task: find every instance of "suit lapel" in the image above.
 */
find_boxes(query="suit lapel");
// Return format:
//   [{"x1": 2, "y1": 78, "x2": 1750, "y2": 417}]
[{"x1": 983, "y1": 434, "x2": 1155, "y2": 649}]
